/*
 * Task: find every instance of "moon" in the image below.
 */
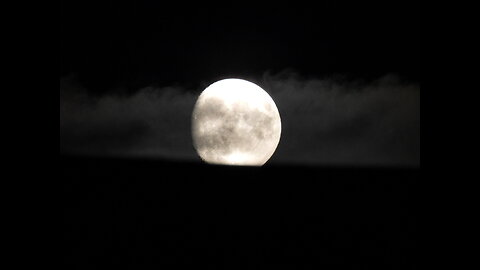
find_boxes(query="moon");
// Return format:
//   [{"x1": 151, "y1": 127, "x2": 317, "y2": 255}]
[{"x1": 192, "y1": 78, "x2": 281, "y2": 166}]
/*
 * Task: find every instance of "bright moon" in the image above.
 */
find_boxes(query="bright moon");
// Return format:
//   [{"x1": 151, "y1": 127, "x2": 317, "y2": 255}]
[{"x1": 192, "y1": 78, "x2": 281, "y2": 166}]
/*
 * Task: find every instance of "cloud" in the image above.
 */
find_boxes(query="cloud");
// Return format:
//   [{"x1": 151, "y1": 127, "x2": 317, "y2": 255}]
[
  {"x1": 263, "y1": 71, "x2": 420, "y2": 167},
  {"x1": 60, "y1": 75, "x2": 198, "y2": 161},
  {"x1": 60, "y1": 72, "x2": 420, "y2": 167}
]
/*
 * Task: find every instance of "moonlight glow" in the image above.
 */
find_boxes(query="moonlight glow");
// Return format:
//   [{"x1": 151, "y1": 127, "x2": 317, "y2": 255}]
[{"x1": 192, "y1": 79, "x2": 281, "y2": 166}]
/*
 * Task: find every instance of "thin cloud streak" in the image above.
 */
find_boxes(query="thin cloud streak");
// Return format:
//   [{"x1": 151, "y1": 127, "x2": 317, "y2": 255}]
[{"x1": 60, "y1": 72, "x2": 420, "y2": 167}]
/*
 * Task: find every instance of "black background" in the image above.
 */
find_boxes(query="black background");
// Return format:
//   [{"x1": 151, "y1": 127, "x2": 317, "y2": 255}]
[
  {"x1": 61, "y1": 1, "x2": 419, "y2": 269},
  {"x1": 60, "y1": 1, "x2": 419, "y2": 94},
  {"x1": 63, "y1": 157, "x2": 417, "y2": 269}
]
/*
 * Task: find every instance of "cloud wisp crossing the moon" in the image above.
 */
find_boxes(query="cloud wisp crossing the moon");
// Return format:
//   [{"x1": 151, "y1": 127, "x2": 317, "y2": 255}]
[{"x1": 60, "y1": 72, "x2": 419, "y2": 167}]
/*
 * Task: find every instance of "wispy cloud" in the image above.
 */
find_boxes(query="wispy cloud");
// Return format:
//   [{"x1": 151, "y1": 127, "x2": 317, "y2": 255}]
[
  {"x1": 264, "y1": 71, "x2": 420, "y2": 166},
  {"x1": 60, "y1": 75, "x2": 198, "y2": 161},
  {"x1": 60, "y1": 71, "x2": 420, "y2": 167}
]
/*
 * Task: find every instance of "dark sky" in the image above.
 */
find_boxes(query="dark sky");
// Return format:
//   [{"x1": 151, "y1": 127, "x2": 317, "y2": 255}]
[
  {"x1": 60, "y1": 1, "x2": 419, "y2": 92},
  {"x1": 60, "y1": 1, "x2": 420, "y2": 166},
  {"x1": 62, "y1": 3, "x2": 419, "y2": 268}
]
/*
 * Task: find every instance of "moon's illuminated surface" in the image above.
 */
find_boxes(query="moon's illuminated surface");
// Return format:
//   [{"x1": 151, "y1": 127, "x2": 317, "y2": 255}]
[{"x1": 192, "y1": 79, "x2": 281, "y2": 166}]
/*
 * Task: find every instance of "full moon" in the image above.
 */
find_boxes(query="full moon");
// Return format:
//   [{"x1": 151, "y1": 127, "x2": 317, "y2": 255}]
[{"x1": 192, "y1": 78, "x2": 281, "y2": 166}]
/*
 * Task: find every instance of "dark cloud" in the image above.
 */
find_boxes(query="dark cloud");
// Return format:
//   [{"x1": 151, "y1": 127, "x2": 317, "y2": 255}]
[
  {"x1": 263, "y1": 71, "x2": 420, "y2": 167},
  {"x1": 60, "y1": 75, "x2": 198, "y2": 161},
  {"x1": 60, "y1": 72, "x2": 420, "y2": 167}
]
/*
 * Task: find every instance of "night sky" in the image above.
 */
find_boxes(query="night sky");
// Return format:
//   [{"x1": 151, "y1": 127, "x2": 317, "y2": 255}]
[
  {"x1": 62, "y1": 1, "x2": 419, "y2": 269},
  {"x1": 61, "y1": 1, "x2": 419, "y2": 89}
]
